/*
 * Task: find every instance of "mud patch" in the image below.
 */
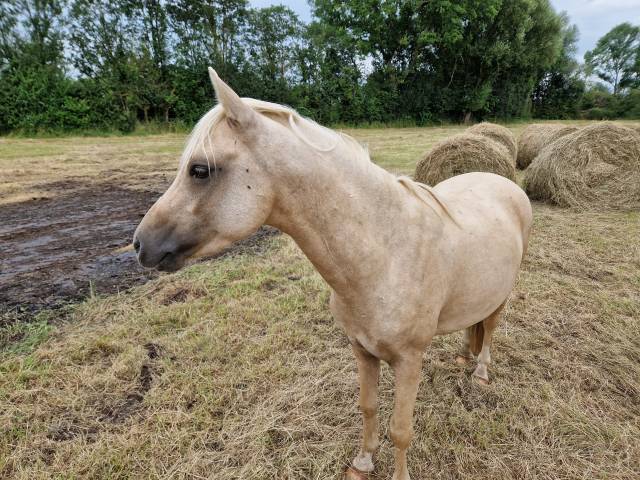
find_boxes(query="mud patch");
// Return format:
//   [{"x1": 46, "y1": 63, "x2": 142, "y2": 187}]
[
  {"x1": 0, "y1": 180, "x2": 164, "y2": 316},
  {"x1": 0, "y1": 180, "x2": 279, "y2": 318}
]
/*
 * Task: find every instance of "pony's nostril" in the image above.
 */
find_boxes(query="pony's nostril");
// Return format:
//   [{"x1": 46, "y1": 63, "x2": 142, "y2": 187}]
[{"x1": 133, "y1": 238, "x2": 141, "y2": 253}]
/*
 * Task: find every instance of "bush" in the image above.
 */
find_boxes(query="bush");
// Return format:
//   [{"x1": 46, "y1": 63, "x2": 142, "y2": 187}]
[
  {"x1": 619, "y1": 89, "x2": 640, "y2": 118},
  {"x1": 584, "y1": 107, "x2": 616, "y2": 120}
]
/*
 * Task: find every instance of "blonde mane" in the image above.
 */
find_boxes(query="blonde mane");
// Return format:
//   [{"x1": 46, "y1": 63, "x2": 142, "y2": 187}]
[
  {"x1": 181, "y1": 97, "x2": 457, "y2": 225},
  {"x1": 397, "y1": 177, "x2": 460, "y2": 227},
  {"x1": 181, "y1": 98, "x2": 370, "y2": 168}
]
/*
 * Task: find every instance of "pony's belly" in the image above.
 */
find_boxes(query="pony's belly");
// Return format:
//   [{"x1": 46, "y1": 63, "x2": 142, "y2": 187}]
[
  {"x1": 434, "y1": 275, "x2": 515, "y2": 335},
  {"x1": 434, "y1": 312, "x2": 488, "y2": 335}
]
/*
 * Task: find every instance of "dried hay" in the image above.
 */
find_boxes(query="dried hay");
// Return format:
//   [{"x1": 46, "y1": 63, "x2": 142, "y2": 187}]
[
  {"x1": 517, "y1": 124, "x2": 580, "y2": 169},
  {"x1": 414, "y1": 133, "x2": 516, "y2": 185},
  {"x1": 466, "y1": 122, "x2": 517, "y2": 163},
  {"x1": 523, "y1": 122, "x2": 640, "y2": 209}
]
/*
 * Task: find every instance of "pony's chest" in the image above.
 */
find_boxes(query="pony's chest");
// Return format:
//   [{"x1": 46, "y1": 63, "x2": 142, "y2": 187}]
[{"x1": 329, "y1": 290, "x2": 438, "y2": 359}]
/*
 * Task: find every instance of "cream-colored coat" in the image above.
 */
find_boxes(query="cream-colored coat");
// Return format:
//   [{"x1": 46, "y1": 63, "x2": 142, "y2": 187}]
[{"x1": 133, "y1": 69, "x2": 533, "y2": 480}]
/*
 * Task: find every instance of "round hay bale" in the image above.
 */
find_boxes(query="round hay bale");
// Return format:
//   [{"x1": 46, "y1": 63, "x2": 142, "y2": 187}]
[
  {"x1": 517, "y1": 124, "x2": 579, "y2": 169},
  {"x1": 466, "y1": 122, "x2": 517, "y2": 163},
  {"x1": 414, "y1": 133, "x2": 516, "y2": 186},
  {"x1": 523, "y1": 122, "x2": 640, "y2": 209}
]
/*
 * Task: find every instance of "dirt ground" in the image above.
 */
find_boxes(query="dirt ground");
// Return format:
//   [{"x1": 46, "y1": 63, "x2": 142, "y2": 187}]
[
  {"x1": 0, "y1": 180, "x2": 163, "y2": 313},
  {"x1": 0, "y1": 135, "x2": 181, "y2": 316},
  {"x1": 0, "y1": 178, "x2": 276, "y2": 315},
  {"x1": 0, "y1": 135, "x2": 277, "y2": 318}
]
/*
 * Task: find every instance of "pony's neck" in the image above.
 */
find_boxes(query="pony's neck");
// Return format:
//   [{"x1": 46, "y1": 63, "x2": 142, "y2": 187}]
[{"x1": 263, "y1": 127, "x2": 438, "y2": 294}]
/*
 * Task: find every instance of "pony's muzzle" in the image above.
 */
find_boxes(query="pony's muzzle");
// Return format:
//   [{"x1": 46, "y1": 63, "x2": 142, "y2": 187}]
[{"x1": 133, "y1": 231, "x2": 178, "y2": 271}]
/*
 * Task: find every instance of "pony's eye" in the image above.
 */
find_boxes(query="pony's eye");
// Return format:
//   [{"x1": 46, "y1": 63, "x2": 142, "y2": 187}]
[{"x1": 190, "y1": 165, "x2": 210, "y2": 179}]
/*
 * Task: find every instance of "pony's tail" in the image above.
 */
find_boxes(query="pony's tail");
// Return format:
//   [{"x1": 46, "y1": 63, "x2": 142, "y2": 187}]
[{"x1": 468, "y1": 322, "x2": 485, "y2": 356}]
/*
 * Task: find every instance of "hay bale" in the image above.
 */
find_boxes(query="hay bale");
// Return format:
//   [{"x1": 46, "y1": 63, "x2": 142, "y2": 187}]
[
  {"x1": 466, "y1": 122, "x2": 517, "y2": 163},
  {"x1": 414, "y1": 133, "x2": 516, "y2": 185},
  {"x1": 523, "y1": 122, "x2": 640, "y2": 209},
  {"x1": 517, "y1": 124, "x2": 579, "y2": 169}
]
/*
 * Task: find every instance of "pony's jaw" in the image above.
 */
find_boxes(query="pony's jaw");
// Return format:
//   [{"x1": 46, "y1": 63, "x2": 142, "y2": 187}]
[{"x1": 188, "y1": 234, "x2": 235, "y2": 260}]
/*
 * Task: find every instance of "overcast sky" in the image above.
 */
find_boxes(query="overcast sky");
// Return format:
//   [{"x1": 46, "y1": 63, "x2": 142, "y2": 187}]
[
  {"x1": 551, "y1": 0, "x2": 640, "y2": 59},
  {"x1": 250, "y1": 0, "x2": 640, "y2": 61}
]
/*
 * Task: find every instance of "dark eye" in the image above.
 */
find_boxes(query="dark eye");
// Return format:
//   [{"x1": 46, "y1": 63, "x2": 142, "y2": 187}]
[{"x1": 190, "y1": 164, "x2": 210, "y2": 179}]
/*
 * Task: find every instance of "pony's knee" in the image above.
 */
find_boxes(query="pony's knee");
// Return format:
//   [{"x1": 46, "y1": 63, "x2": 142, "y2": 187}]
[
  {"x1": 359, "y1": 399, "x2": 378, "y2": 419},
  {"x1": 390, "y1": 417, "x2": 414, "y2": 450}
]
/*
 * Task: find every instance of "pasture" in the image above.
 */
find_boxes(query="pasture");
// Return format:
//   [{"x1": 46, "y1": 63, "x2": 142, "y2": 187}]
[{"x1": 1, "y1": 122, "x2": 639, "y2": 479}]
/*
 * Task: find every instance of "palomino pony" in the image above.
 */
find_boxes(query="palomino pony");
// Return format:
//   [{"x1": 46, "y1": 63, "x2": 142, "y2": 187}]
[{"x1": 133, "y1": 69, "x2": 532, "y2": 480}]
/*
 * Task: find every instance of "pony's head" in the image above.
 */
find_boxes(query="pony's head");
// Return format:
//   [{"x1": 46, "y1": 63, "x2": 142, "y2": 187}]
[{"x1": 133, "y1": 69, "x2": 278, "y2": 271}]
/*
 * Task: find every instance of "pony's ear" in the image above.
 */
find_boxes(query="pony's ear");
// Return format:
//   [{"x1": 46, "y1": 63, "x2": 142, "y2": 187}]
[{"x1": 208, "y1": 67, "x2": 255, "y2": 126}]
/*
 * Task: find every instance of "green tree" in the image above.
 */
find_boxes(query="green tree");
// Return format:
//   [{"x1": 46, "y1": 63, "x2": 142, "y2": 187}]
[
  {"x1": 166, "y1": 0, "x2": 250, "y2": 123},
  {"x1": 620, "y1": 45, "x2": 640, "y2": 90},
  {"x1": 532, "y1": 13, "x2": 585, "y2": 119},
  {"x1": 311, "y1": 0, "x2": 565, "y2": 122},
  {"x1": 167, "y1": 0, "x2": 248, "y2": 71},
  {"x1": 487, "y1": 0, "x2": 565, "y2": 118},
  {"x1": 585, "y1": 22, "x2": 640, "y2": 95},
  {"x1": 0, "y1": 0, "x2": 616, "y2": 134},
  {"x1": 246, "y1": 6, "x2": 302, "y2": 85},
  {"x1": 68, "y1": 0, "x2": 145, "y2": 130},
  {"x1": 0, "y1": 0, "x2": 70, "y2": 133},
  {"x1": 136, "y1": 0, "x2": 174, "y2": 123},
  {"x1": 296, "y1": 17, "x2": 371, "y2": 124}
]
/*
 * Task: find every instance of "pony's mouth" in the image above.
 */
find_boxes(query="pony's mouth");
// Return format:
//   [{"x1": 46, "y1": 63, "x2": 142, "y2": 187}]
[
  {"x1": 156, "y1": 251, "x2": 186, "y2": 272},
  {"x1": 135, "y1": 234, "x2": 232, "y2": 273}
]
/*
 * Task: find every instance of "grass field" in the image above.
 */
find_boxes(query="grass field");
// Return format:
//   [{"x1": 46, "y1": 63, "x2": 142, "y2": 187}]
[{"x1": 1, "y1": 122, "x2": 639, "y2": 479}]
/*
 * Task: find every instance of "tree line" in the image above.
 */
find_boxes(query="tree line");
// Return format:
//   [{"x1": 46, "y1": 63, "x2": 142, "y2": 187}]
[{"x1": 0, "y1": 0, "x2": 639, "y2": 134}]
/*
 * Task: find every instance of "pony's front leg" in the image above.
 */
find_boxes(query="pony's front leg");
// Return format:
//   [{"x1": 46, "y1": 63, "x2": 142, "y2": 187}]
[
  {"x1": 351, "y1": 343, "x2": 381, "y2": 473},
  {"x1": 390, "y1": 353, "x2": 423, "y2": 480}
]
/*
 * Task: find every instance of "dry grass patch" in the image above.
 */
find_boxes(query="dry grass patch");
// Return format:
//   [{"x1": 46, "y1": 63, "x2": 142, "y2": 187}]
[
  {"x1": 2, "y1": 204, "x2": 639, "y2": 479},
  {"x1": 0, "y1": 135, "x2": 184, "y2": 205},
  {"x1": 2, "y1": 124, "x2": 640, "y2": 479},
  {"x1": 341, "y1": 125, "x2": 470, "y2": 176}
]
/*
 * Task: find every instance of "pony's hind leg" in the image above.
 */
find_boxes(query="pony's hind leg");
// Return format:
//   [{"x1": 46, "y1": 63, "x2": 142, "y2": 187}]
[
  {"x1": 455, "y1": 328, "x2": 474, "y2": 364},
  {"x1": 472, "y1": 301, "x2": 506, "y2": 384}
]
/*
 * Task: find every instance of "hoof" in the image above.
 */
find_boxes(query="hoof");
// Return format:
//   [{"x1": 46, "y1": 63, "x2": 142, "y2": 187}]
[
  {"x1": 345, "y1": 467, "x2": 369, "y2": 480},
  {"x1": 472, "y1": 364, "x2": 489, "y2": 384},
  {"x1": 472, "y1": 375, "x2": 489, "y2": 385},
  {"x1": 392, "y1": 471, "x2": 411, "y2": 480},
  {"x1": 455, "y1": 355, "x2": 471, "y2": 365},
  {"x1": 352, "y1": 451, "x2": 374, "y2": 473}
]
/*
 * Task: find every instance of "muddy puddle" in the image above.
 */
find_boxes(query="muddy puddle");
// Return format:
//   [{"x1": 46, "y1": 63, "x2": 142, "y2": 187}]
[{"x1": 0, "y1": 179, "x2": 277, "y2": 317}]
